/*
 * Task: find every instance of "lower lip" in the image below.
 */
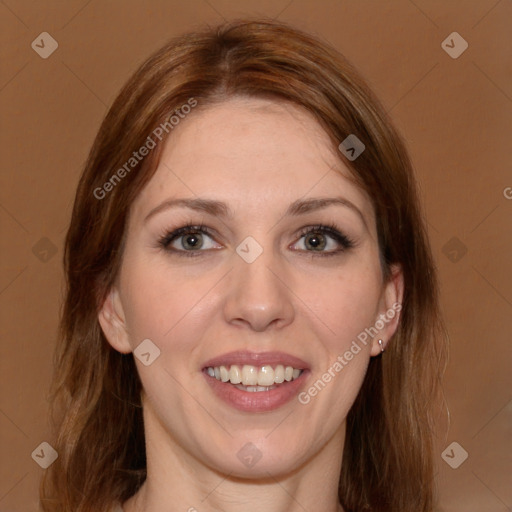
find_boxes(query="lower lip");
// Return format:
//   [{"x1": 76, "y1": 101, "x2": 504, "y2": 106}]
[{"x1": 203, "y1": 370, "x2": 309, "y2": 412}]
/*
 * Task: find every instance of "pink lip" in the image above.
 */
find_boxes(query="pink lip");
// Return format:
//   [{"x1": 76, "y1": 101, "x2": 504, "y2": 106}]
[
  {"x1": 203, "y1": 369, "x2": 309, "y2": 412},
  {"x1": 201, "y1": 350, "x2": 310, "y2": 370},
  {"x1": 201, "y1": 351, "x2": 311, "y2": 413}
]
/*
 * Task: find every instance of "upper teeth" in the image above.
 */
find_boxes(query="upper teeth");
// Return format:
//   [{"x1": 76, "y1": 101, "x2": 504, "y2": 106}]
[{"x1": 206, "y1": 364, "x2": 302, "y2": 386}]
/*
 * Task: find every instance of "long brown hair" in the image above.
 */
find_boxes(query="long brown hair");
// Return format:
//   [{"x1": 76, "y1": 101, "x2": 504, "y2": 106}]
[{"x1": 41, "y1": 19, "x2": 448, "y2": 512}]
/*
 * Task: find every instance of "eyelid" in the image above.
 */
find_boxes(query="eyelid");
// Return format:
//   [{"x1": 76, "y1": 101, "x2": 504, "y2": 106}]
[
  {"x1": 291, "y1": 223, "x2": 355, "y2": 254},
  {"x1": 158, "y1": 224, "x2": 220, "y2": 254},
  {"x1": 157, "y1": 221, "x2": 355, "y2": 257}
]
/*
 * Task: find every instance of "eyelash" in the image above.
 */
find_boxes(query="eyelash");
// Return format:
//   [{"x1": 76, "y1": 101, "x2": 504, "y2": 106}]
[{"x1": 157, "y1": 222, "x2": 355, "y2": 258}]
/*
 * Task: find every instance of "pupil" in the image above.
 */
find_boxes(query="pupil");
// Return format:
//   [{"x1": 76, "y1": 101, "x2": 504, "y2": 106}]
[
  {"x1": 306, "y1": 233, "x2": 325, "y2": 250},
  {"x1": 183, "y1": 233, "x2": 202, "y2": 249}
]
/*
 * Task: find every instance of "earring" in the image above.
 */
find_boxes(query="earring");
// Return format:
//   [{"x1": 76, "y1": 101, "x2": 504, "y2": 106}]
[{"x1": 378, "y1": 339, "x2": 385, "y2": 353}]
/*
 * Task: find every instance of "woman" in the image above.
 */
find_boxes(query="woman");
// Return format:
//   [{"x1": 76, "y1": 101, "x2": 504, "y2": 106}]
[{"x1": 41, "y1": 19, "x2": 447, "y2": 512}]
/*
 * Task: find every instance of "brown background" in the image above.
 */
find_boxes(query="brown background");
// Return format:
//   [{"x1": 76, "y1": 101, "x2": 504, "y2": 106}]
[{"x1": 0, "y1": 1, "x2": 511, "y2": 511}]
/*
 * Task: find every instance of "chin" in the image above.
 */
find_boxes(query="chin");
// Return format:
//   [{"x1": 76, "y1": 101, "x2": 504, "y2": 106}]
[{"x1": 200, "y1": 434, "x2": 310, "y2": 480}]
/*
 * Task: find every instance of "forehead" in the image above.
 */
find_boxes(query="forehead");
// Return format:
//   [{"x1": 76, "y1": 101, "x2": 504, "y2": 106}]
[
  {"x1": 161, "y1": 97, "x2": 340, "y2": 178},
  {"x1": 132, "y1": 97, "x2": 373, "y2": 225}
]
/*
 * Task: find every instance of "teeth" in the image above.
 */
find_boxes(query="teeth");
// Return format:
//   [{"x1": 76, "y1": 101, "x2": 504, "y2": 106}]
[
  {"x1": 235, "y1": 384, "x2": 276, "y2": 392},
  {"x1": 229, "y1": 365, "x2": 242, "y2": 384},
  {"x1": 242, "y1": 365, "x2": 258, "y2": 386},
  {"x1": 258, "y1": 365, "x2": 275, "y2": 386},
  {"x1": 206, "y1": 364, "x2": 304, "y2": 387},
  {"x1": 219, "y1": 366, "x2": 229, "y2": 382}
]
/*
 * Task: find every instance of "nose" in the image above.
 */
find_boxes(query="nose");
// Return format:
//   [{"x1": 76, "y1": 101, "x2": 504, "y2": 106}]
[{"x1": 222, "y1": 245, "x2": 295, "y2": 332}]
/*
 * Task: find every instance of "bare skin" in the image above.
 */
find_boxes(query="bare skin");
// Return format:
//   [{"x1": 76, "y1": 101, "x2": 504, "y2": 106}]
[{"x1": 99, "y1": 97, "x2": 403, "y2": 512}]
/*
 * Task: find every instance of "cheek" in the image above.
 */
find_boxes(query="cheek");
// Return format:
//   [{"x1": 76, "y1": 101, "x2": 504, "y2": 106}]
[
  {"x1": 294, "y1": 260, "x2": 383, "y2": 348},
  {"x1": 119, "y1": 257, "x2": 218, "y2": 351}
]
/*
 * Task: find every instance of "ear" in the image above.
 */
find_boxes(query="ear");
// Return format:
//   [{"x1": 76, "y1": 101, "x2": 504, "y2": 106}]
[
  {"x1": 98, "y1": 287, "x2": 132, "y2": 354},
  {"x1": 370, "y1": 264, "x2": 404, "y2": 357}
]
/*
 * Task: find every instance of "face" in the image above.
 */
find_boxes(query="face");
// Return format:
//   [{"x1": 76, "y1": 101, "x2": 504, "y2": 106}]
[{"x1": 99, "y1": 97, "x2": 403, "y2": 479}]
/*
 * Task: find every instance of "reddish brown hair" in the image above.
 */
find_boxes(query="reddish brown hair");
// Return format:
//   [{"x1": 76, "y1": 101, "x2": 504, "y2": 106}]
[{"x1": 41, "y1": 19, "x2": 447, "y2": 512}]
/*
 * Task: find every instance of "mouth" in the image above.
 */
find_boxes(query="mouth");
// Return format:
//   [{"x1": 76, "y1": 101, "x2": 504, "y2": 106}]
[
  {"x1": 201, "y1": 351, "x2": 310, "y2": 412},
  {"x1": 205, "y1": 363, "x2": 304, "y2": 390}
]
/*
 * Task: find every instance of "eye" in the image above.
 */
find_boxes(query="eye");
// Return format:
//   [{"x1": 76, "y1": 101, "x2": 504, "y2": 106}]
[
  {"x1": 157, "y1": 222, "x2": 355, "y2": 258},
  {"x1": 158, "y1": 224, "x2": 222, "y2": 256},
  {"x1": 291, "y1": 223, "x2": 355, "y2": 256}
]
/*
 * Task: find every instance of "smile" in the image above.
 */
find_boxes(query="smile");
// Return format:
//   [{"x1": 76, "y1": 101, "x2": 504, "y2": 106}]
[
  {"x1": 202, "y1": 351, "x2": 310, "y2": 412},
  {"x1": 206, "y1": 364, "x2": 303, "y2": 390}
]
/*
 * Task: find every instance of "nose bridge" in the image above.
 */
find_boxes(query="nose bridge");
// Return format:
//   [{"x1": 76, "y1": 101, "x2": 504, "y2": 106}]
[{"x1": 223, "y1": 238, "x2": 294, "y2": 331}]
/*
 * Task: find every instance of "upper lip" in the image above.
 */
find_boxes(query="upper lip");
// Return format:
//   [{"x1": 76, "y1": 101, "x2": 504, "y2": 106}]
[{"x1": 202, "y1": 351, "x2": 310, "y2": 370}]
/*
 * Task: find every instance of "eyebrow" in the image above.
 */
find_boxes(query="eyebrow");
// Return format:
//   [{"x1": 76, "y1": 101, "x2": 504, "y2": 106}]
[{"x1": 144, "y1": 196, "x2": 368, "y2": 229}]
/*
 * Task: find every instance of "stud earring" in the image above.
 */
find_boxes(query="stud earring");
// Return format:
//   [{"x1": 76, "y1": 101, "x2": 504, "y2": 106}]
[{"x1": 378, "y1": 339, "x2": 385, "y2": 353}]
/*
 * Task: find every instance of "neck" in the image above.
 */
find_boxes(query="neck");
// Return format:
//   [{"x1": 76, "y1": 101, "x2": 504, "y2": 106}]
[{"x1": 122, "y1": 403, "x2": 346, "y2": 512}]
